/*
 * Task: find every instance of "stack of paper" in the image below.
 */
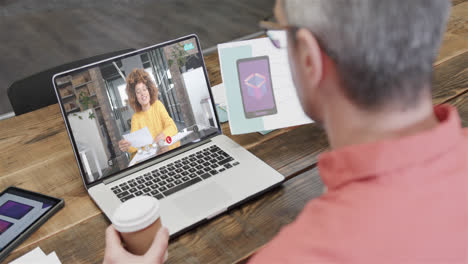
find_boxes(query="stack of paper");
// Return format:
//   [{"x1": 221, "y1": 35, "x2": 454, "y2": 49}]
[
  {"x1": 217, "y1": 33, "x2": 313, "y2": 135},
  {"x1": 123, "y1": 127, "x2": 153, "y2": 148},
  {"x1": 160, "y1": 130, "x2": 193, "y2": 147},
  {"x1": 128, "y1": 130, "x2": 194, "y2": 166},
  {"x1": 211, "y1": 83, "x2": 229, "y2": 123},
  {"x1": 9, "y1": 247, "x2": 61, "y2": 264},
  {"x1": 211, "y1": 83, "x2": 227, "y2": 108},
  {"x1": 128, "y1": 147, "x2": 158, "y2": 167}
]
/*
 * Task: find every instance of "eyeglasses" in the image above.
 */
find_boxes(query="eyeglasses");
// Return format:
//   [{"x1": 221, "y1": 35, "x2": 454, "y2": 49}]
[
  {"x1": 259, "y1": 20, "x2": 298, "y2": 49},
  {"x1": 259, "y1": 19, "x2": 337, "y2": 61}
]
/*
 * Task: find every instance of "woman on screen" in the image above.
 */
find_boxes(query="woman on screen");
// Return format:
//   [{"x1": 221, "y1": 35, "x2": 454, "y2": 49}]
[{"x1": 118, "y1": 68, "x2": 179, "y2": 155}]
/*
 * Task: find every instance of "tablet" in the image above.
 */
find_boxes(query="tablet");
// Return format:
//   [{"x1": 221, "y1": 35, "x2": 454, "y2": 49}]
[{"x1": 0, "y1": 187, "x2": 64, "y2": 262}]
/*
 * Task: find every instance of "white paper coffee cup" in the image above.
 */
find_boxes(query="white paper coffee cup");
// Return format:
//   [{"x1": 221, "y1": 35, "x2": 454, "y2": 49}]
[{"x1": 113, "y1": 196, "x2": 167, "y2": 259}]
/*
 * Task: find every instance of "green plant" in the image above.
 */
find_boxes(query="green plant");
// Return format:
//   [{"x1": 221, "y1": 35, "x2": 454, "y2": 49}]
[
  {"x1": 72, "y1": 111, "x2": 95, "y2": 120},
  {"x1": 167, "y1": 43, "x2": 189, "y2": 70},
  {"x1": 72, "y1": 113, "x2": 82, "y2": 120},
  {"x1": 77, "y1": 91, "x2": 97, "y2": 110}
]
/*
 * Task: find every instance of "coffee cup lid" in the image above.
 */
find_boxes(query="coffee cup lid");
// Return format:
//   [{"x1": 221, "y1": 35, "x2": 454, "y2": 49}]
[{"x1": 112, "y1": 196, "x2": 160, "y2": 233}]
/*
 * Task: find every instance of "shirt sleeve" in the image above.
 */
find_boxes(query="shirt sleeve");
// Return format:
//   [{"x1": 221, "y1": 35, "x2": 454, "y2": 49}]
[
  {"x1": 128, "y1": 115, "x2": 140, "y2": 155},
  {"x1": 156, "y1": 101, "x2": 180, "y2": 150},
  {"x1": 157, "y1": 100, "x2": 178, "y2": 138}
]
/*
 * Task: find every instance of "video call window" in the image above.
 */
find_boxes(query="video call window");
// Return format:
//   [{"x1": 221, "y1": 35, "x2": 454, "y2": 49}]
[
  {"x1": 0, "y1": 201, "x2": 33, "y2": 220},
  {"x1": 55, "y1": 37, "x2": 218, "y2": 184}
]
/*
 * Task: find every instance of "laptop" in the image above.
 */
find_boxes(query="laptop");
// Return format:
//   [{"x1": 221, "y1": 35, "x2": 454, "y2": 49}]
[{"x1": 52, "y1": 34, "x2": 284, "y2": 237}]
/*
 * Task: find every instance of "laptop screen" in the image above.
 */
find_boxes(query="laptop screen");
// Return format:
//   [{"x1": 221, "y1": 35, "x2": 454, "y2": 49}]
[{"x1": 53, "y1": 36, "x2": 219, "y2": 185}]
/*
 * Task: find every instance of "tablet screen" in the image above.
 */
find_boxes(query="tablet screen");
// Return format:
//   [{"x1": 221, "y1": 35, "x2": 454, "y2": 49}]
[{"x1": 0, "y1": 188, "x2": 60, "y2": 251}]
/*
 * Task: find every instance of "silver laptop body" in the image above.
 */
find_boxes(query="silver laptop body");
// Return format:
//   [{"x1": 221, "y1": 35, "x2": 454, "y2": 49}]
[{"x1": 52, "y1": 34, "x2": 284, "y2": 237}]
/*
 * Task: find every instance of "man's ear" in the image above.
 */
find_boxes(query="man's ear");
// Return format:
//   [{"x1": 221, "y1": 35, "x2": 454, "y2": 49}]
[{"x1": 295, "y1": 28, "x2": 324, "y2": 88}]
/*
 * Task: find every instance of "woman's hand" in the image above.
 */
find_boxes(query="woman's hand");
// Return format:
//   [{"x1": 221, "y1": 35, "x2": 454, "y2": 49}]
[
  {"x1": 154, "y1": 133, "x2": 170, "y2": 153},
  {"x1": 154, "y1": 133, "x2": 166, "y2": 144},
  {"x1": 103, "y1": 225, "x2": 169, "y2": 264},
  {"x1": 118, "y1": 140, "x2": 131, "y2": 152}
]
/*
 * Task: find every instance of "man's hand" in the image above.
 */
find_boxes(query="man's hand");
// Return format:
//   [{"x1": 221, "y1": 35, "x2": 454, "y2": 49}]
[
  {"x1": 118, "y1": 140, "x2": 131, "y2": 152},
  {"x1": 103, "y1": 225, "x2": 169, "y2": 264}
]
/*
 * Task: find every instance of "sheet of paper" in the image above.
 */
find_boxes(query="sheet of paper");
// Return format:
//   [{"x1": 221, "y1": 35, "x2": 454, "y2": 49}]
[
  {"x1": 210, "y1": 83, "x2": 227, "y2": 107},
  {"x1": 9, "y1": 247, "x2": 46, "y2": 264},
  {"x1": 123, "y1": 126, "x2": 153, "y2": 148},
  {"x1": 217, "y1": 34, "x2": 313, "y2": 135},
  {"x1": 160, "y1": 130, "x2": 193, "y2": 147},
  {"x1": 9, "y1": 247, "x2": 62, "y2": 264},
  {"x1": 45, "y1": 251, "x2": 62, "y2": 264},
  {"x1": 210, "y1": 83, "x2": 229, "y2": 123},
  {"x1": 128, "y1": 147, "x2": 158, "y2": 167},
  {"x1": 128, "y1": 130, "x2": 195, "y2": 166}
]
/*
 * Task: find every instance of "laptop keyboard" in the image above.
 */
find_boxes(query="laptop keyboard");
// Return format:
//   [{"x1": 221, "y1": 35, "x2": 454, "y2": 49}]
[{"x1": 110, "y1": 145, "x2": 240, "y2": 202}]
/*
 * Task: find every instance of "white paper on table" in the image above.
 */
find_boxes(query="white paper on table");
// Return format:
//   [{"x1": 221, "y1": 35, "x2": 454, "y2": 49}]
[
  {"x1": 123, "y1": 127, "x2": 153, "y2": 148},
  {"x1": 44, "y1": 251, "x2": 62, "y2": 264},
  {"x1": 217, "y1": 33, "x2": 313, "y2": 134},
  {"x1": 160, "y1": 130, "x2": 193, "y2": 147},
  {"x1": 128, "y1": 147, "x2": 158, "y2": 167},
  {"x1": 210, "y1": 83, "x2": 227, "y2": 107},
  {"x1": 9, "y1": 247, "x2": 46, "y2": 264},
  {"x1": 128, "y1": 130, "x2": 194, "y2": 166},
  {"x1": 9, "y1": 247, "x2": 62, "y2": 264}
]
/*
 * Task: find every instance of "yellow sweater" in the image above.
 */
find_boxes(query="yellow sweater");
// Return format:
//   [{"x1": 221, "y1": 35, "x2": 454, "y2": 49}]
[{"x1": 129, "y1": 100, "x2": 179, "y2": 154}]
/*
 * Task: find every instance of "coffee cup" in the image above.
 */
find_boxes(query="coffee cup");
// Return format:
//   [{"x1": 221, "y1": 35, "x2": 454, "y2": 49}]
[{"x1": 112, "y1": 196, "x2": 165, "y2": 256}]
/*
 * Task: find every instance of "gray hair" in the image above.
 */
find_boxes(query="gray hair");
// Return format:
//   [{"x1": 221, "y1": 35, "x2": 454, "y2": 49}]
[{"x1": 284, "y1": 0, "x2": 451, "y2": 110}]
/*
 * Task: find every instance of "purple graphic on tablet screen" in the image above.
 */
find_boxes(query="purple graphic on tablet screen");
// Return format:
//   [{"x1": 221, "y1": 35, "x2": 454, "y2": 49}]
[
  {"x1": 0, "y1": 219, "x2": 13, "y2": 235},
  {"x1": 237, "y1": 57, "x2": 275, "y2": 113},
  {"x1": 0, "y1": 200, "x2": 33, "y2": 220}
]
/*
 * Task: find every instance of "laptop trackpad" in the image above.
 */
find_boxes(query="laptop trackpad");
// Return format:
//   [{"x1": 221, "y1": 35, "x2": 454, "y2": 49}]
[{"x1": 174, "y1": 182, "x2": 231, "y2": 219}]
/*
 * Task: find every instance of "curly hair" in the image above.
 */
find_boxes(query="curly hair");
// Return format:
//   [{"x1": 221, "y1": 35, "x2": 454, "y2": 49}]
[{"x1": 126, "y1": 68, "x2": 159, "y2": 112}]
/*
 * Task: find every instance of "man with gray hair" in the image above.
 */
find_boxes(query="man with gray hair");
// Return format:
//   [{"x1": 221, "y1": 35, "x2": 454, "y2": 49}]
[
  {"x1": 247, "y1": 0, "x2": 467, "y2": 263},
  {"x1": 103, "y1": 0, "x2": 467, "y2": 263}
]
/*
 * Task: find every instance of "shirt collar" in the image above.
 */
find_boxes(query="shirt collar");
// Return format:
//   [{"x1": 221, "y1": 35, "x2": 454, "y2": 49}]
[{"x1": 318, "y1": 104, "x2": 464, "y2": 189}]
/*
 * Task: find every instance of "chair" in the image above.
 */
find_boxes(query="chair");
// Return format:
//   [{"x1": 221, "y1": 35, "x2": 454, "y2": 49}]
[{"x1": 7, "y1": 48, "x2": 135, "y2": 116}]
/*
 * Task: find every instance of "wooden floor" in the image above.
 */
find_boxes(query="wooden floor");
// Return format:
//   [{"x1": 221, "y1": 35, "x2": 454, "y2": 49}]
[{"x1": 0, "y1": 0, "x2": 274, "y2": 115}]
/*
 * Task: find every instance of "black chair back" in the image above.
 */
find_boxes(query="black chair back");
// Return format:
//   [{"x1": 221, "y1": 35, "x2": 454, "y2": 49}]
[{"x1": 7, "y1": 48, "x2": 135, "y2": 116}]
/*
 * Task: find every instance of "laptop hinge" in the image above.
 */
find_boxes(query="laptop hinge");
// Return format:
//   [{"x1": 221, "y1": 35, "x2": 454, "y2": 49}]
[{"x1": 102, "y1": 139, "x2": 212, "y2": 185}]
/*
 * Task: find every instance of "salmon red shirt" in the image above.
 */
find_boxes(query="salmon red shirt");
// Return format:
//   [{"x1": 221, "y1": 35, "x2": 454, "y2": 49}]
[{"x1": 249, "y1": 105, "x2": 468, "y2": 264}]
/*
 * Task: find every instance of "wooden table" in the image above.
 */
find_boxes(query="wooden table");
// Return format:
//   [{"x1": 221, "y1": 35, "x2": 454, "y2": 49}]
[{"x1": 1, "y1": 2, "x2": 467, "y2": 263}]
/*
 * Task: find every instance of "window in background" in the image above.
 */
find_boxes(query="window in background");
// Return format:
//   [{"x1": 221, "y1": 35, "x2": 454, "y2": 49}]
[{"x1": 117, "y1": 84, "x2": 128, "y2": 107}]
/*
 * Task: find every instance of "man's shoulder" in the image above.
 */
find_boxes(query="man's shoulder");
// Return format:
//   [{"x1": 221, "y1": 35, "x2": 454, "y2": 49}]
[
  {"x1": 248, "y1": 197, "x2": 338, "y2": 263},
  {"x1": 463, "y1": 128, "x2": 468, "y2": 153},
  {"x1": 462, "y1": 128, "x2": 468, "y2": 147}
]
